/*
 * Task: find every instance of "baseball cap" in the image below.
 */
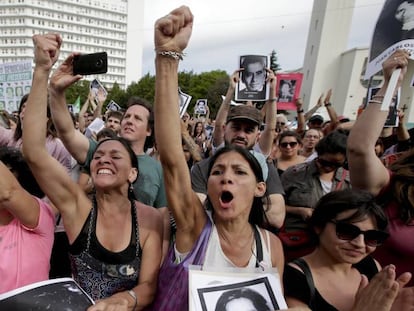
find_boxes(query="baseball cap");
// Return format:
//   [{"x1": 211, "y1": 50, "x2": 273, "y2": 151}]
[
  {"x1": 309, "y1": 114, "x2": 324, "y2": 124},
  {"x1": 226, "y1": 105, "x2": 262, "y2": 126}
]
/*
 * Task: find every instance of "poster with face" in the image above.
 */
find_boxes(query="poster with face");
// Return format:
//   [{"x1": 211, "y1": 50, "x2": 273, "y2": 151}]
[
  {"x1": 365, "y1": 0, "x2": 414, "y2": 79},
  {"x1": 275, "y1": 73, "x2": 303, "y2": 110},
  {"x1": 236, "y1": 55, "x2": 269, "y2": 102},
  {"x1": 178, "y1": 87, "x2": 192, "y2": 118},
  {"x1": 189, "y1": 269, "x2": 287, "y2": 311}
]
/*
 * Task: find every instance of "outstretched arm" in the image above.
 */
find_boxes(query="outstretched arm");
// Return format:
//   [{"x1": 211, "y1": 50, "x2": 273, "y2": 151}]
[
  {"x1": 212, "y1": 70, "x2": 240, "y2": 147},
  {"x1": 258, "y1": 69, "x2": 277, "y2": 156},
  {"x1": 22, "y1": 34, "x2": 88, "y2": 240},
  {"x1": 154, "y1": 6, "x2": 206, "y2": 253},
  {"x1": 347, "y1": 50, "x2": 409, "y2": 195},
  {"x1": 49, "y1": 54, "x2": 91, "y2": 164},
  {"x1": 304, "y1": 93, "x2": 323, "y2": 121}
]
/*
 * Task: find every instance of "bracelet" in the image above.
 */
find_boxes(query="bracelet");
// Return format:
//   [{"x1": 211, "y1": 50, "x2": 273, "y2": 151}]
[
  {"x1": 156, "y1": 50, "x2": 185, "y2": 60},
  {"x1": 372, "y1": 95, "x2": 384, "y2": 99},
  {"x1": 268, "y1": 98, "x2": 278, "y2": 102},
  {"x1": 297, "y1": 109, "x2": 304, "y2": 113},
  {"x1": 127, "y1": 290, "x2": 137, "y2": 310},
  {"x1": 325, "y1": 103, "x2": 332, "y2": 107},
  {"x1": 369, "y1": 100, "x2": 383, "y2": 104}
]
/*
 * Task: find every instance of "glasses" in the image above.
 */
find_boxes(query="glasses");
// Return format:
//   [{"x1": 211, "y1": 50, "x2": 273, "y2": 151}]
[
  {"x1": 330, "y1": 220, "x2": 389, "y2": 247},
  {"x1": 280, "y1": 141, "x2": 298, "y2": 148},
  {"x1": 317, "y1": 158, "x2": 344, "y2": 169},
  {"x1": 276, "y1": 122, "x2": 286, "y2": 126}
]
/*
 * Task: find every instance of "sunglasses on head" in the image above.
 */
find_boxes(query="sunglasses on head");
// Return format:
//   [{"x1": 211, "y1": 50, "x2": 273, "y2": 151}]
[
  {"x1": 330, "y1": 220, "x2": 389, "y2": 247},
  {"x1": 280, "y1": 141, "x2": 298, "y2": 148},
  {"x1": 317, "y1": 158, "x2": 344, "y2": 168}
]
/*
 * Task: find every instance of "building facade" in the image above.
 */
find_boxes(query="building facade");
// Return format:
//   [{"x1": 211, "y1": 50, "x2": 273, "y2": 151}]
[{"x1": 0, "y1": 0, "x2": 143, "y2": 89}]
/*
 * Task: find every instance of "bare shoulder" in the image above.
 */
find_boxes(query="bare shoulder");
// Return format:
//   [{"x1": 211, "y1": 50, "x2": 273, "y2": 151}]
[{"x1": 135, "y1": 201, "x2": 163, "y2": 229}]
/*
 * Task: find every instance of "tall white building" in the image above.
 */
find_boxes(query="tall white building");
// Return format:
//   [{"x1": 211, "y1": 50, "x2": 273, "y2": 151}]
[{"x1": 0, "y1": 0, "x2": 144, "y2": 89}]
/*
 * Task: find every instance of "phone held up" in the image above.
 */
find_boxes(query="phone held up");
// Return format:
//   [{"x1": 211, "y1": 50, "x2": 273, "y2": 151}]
[{"x1": 73, "y1": 52, "x2": 108, "y2": 75}]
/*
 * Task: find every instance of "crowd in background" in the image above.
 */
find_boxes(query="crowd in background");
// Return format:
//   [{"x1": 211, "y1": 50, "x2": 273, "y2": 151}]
[{"x1": 1, "y1": 5, "x2": 414, "y2": 311}]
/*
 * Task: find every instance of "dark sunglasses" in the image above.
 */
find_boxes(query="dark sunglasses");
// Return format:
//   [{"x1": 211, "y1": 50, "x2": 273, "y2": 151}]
[
  {"x1": 276, "y1": 122, "x2": 286, "y2": 126},
  {"x1": 330, "y1": 220, "x2": 389, "y2": 247},
  {"x1": 317, "y1": 157, "x2": 344, "y2": 168},
  {"x1": 280, "y1": 141, "x2": 298, "y2": 148}
]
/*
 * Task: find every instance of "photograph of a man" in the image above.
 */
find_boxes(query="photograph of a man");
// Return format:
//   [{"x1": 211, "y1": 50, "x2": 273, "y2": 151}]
[{"x1": 236, "y1": 55, "x2": 268, "y2": 102}]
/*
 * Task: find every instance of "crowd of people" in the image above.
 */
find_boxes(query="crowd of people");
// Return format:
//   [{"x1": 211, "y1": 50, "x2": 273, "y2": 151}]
[{"x1": 1, "y1": 5, "x2": 414, "y2": 311}]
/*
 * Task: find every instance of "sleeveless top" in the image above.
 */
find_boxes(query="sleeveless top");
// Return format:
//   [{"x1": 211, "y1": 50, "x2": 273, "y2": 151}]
[
  {"x1": 69, "y1": 199, "x2": 142, "y2": 301},
  {"x1": 203, "y1": 222, "x2": 272, "y2": 269}
]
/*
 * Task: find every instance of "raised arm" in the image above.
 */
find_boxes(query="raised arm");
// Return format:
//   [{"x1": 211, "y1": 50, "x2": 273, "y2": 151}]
[
  {"x1": 22, "y1": 34, "x2": 88, "y2": 239},
  {"x1": 295, "y1": 98, "x2": 306, "y2": 135},
  {"x1": 77, "y1": 93, "x2": 91, "y2": 134},
  {"x1": 212, "y1": 70, "x2": 240, "y2": 147},
  {"x1": 48, "y1": 53, "x2": 91, "y2": 164},
  {"x1": 154, "y1": 7, "x2": 205, "y2": 252},
  {"x1": 304, "y1": 93, "x2": 323, "y2": 121},
  {"x1": 347, "y1": 50, "x2": 409, "y2": 195},
  {"x1": 258, "y1": 69, "x2": 277, "y2": 156}
]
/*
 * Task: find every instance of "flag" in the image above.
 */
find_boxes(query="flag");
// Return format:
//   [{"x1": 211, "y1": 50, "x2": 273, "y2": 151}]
[{"x1": 72, "y1": 96, "x2": 80, "y2": 114}]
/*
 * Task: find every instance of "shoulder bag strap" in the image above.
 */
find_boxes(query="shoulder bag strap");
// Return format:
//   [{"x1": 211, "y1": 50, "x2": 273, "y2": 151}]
[
  {"x1": 292, "y1": 258, "x2": 316, "y2": 306},
  {"x1": 253, "y1": 225, "x2": 263, "y2": 268}
]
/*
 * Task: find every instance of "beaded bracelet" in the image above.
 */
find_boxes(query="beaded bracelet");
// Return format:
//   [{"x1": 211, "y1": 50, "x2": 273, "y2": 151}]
[{"x1": 157, "y1": 50, "x2": 185, "y2": 60}]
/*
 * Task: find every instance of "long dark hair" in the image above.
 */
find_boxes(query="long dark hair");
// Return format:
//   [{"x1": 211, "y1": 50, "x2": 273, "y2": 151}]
[
  {"x1": 93, "y1": 137, "x2": 138, "y2": 201},
  {"x1": 388, "y1": 148, "x2": 414, "y2": 223},
  {"x1": 13, "y1": 94, "x2": 58, "y2": 142},
  {"x1": 0, "y1": 147, "x2": 44, "y2": 198},
  {"x1": 205, "y1": 145, "x2": 269, "y2": 227},
  {"x1": 310, "y1": 189, "x2": 388, "y2": 232}
]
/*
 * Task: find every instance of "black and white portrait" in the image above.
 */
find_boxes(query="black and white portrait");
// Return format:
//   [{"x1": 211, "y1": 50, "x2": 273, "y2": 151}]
[
  {"x1": 236, "y1": 55, "x2": 268, "y2": 102},
  {"x1": 178, "y1": 87, "x2": 192, "y2": 118},
  {"x1": 189, "y1": 270, "x2": 287, "y2": 311},
  {"x1": 277, "y1": 80, "x2": 296, "y2": 103},
  {"x1": 366, "y1": 0, "x2": 414, "y2": 78}
]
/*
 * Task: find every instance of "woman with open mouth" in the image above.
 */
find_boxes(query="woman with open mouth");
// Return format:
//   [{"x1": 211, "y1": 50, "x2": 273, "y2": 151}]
[{"x1": 151, "y1": 6, "x2": 284, "y2": 311}]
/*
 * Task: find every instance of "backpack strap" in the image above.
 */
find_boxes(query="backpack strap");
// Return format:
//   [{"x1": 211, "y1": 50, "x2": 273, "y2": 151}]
[
  {"x1": 292, "y1": 258, "x2": 315, "y2": 306},
  {"x1": 253, "y1": 225, "x2": 263, "y2": 268}
]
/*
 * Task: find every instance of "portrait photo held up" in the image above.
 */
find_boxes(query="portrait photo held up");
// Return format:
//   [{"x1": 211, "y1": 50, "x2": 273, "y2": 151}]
[{"x1": 236, "y1": 55, "x2": 269, "y2": 102}]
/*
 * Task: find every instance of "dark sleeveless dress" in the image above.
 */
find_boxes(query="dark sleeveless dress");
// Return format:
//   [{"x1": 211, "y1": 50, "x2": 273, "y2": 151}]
[{"x1": 69, "y1": 200, "x2": 142, "y2": 301}]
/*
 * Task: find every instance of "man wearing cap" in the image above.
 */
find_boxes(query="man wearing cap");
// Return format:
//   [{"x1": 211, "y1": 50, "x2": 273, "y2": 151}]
[
  {"x1": 308, "y1": 114, "x2": 324, "y2": 130},
  {"x1": 191, "y1": 104, "x2": 286, "y2": 229}
]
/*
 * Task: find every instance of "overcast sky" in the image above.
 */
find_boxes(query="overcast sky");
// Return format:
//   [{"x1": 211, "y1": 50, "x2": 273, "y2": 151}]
[{"x1": 137, "y1": 0, "x2": 385, "y2": 77}]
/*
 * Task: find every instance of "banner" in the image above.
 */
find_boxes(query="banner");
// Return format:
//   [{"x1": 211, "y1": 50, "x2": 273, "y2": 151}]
[
  {"x1": 365, "y1": 0, "x2": 414, "y2": 79},
  {"x1": 0, "y1": 60, "x2": 32, "y2": 112},
  {"x1": 275, "y1": 73, "x2": 303, "y2": 110}
]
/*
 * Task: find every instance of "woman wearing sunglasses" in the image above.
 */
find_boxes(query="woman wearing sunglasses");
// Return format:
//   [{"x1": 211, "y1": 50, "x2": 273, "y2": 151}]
[
  {"x1": 280, "y1": 129, "x2": 351, "y2": 260},
  {"x1": 272, "y1": 130, "x2": 306, "y2": 176},
  {"x1": 283, "y1": 189, "x2": 392, "y2": 310}
]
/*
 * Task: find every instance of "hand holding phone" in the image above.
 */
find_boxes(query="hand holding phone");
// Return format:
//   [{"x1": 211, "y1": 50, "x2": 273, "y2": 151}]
[{"x1": 73, "y1": 52, "x2": 108, "y2": 75}]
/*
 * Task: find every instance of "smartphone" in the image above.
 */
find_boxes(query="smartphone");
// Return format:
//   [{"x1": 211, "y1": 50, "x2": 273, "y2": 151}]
[{"x1": 73, "y1": 52, "x2": 108, "y2": 75}]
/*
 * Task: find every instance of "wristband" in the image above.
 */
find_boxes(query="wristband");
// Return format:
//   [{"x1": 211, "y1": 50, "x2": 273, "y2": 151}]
[
  {"x1": 297, "y1": 109, "x2": 304, "y2": 113},
  {"x1": 156, "y1": 50, "x2": 185, "y2": 61},
  {"x1": 268, "y1": 98, "x2": 278, "y2": 102},
  {"x1": 324, "y1": 103, "x2": 332, "y2": 107},
  {"x1": 369, "y1": 100, "x2": 383, "y2": 104},
  {"x1": 127, "y1": 290, "x2": 137, "y2": 310}
]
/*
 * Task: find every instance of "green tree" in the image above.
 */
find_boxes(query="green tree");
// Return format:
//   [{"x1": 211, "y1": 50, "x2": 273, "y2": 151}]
[
  {"x1": 107, "y1": 82, "x2": 127, "y2": 109},
  {"x1": 270, "y1": 50, "x2": 281, "y2": 73},
  {"x1": 65, "y1": 80, "x2": 90, "y2": 107}
]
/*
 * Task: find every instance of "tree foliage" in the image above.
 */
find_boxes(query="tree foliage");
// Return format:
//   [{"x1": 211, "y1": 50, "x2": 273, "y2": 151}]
[
  {"x1": 270, "y1": 50, "x2": 282, "y2": 73},
  {"x1": 64, "y1": 70, "x2": 230, "y2": 117}
]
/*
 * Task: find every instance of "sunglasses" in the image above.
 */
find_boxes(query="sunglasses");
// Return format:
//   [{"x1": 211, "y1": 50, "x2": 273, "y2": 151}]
[
  {"x1": 330, "y1": 220, "x2": 389, "y2": 247},
  {"x1": 317, "y1": 158, "x2": 344, "y2": 168},
  {"x1": 276, "y1": 122, "x2": 286, "y2": 126},
  {"x1": 280, "y1": 141, "x2": 298, "y2": 148}
]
